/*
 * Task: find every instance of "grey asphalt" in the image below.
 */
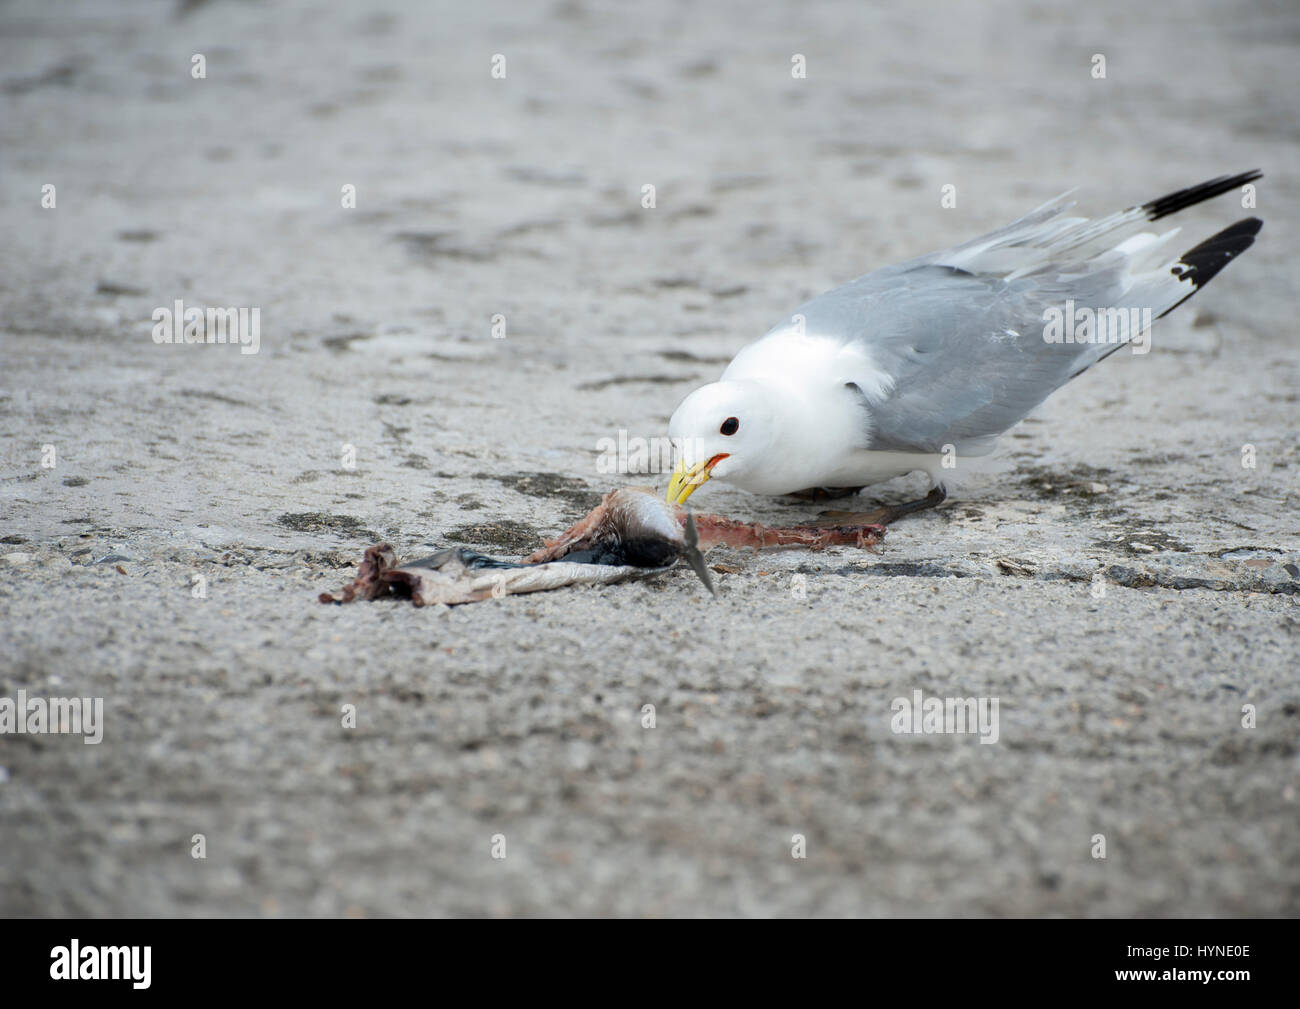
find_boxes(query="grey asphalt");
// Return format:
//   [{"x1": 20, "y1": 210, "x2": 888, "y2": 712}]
[{"x1": 1, "y1": 0, "x2": 1297, "y2": 917}]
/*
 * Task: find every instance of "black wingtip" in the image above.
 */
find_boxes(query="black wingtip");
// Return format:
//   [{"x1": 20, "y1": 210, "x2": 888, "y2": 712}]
[
  {"x1": 1172, "y1": 217, "x2": 1262, "y2": 286},
  {"x1": 1155, "y1": 217, "x2": 1262, "y2": 319},
  {"x1": 1143, "y1": 170, "x2": 1263, "y2": 222}
]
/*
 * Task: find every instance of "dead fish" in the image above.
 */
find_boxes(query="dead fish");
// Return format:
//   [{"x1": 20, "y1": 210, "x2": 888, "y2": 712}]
[
  {"x1": 522, "y1": 486, "x2": 715, "y2": 594},
  {"x1": 320, "y1": 487, "x2": 883, "y2": 606},
  {"x1": 317, "y1": 542, "x2": 681, "y2": 606},
  {"x1": 321, "y1": 488, "x2": 713, "y2": 606}
]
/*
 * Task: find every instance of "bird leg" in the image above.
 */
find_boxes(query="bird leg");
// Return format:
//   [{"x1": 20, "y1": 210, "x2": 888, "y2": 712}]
[{"x1": 811, "y1": 484, "x2": 947, "y2": 528}]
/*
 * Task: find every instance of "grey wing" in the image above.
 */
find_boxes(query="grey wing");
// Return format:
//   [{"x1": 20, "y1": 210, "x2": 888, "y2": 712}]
[
  {"x1": 790, "y1": 182, "x2": 1245, "y2": 454},
  {"x1": 796, "y1": 265, "x2": 1122, "y2": 454}
]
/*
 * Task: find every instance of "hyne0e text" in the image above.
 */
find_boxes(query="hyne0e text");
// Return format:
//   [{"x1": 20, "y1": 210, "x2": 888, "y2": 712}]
[{"x1": 1128, "y1": 946, "x2": 1251, "y2": 959}]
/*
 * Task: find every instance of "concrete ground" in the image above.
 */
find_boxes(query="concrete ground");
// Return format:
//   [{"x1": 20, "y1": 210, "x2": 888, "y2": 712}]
[{"x1": 1, "y1": 0, "x2": 1297, "y2": 917}]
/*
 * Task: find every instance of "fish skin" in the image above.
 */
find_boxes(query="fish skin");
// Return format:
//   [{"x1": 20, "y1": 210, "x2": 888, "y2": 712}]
[{"x1": 320, "y1": 488, "x2": 884, "y2": 606}]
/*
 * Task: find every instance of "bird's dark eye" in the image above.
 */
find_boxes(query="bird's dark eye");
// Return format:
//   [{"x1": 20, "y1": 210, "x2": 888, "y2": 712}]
[{"x1": 720, "y1": 417, "x2": 739, "y2": 436}]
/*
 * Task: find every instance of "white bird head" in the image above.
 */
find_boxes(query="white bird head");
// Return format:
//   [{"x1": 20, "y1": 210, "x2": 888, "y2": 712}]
[{"x1": 667, "y1": 377, "x2": 854, "y2": 502}]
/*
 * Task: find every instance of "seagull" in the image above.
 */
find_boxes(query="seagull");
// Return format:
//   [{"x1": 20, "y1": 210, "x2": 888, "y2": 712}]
[{"x1": 666, "y1": 171, "x2": 1263, "y2": 518}]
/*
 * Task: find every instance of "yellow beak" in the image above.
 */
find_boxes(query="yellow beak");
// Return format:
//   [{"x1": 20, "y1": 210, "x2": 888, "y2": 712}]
[{"x1": 666, "y1": 454, "x2": 727, "y2": 505}]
